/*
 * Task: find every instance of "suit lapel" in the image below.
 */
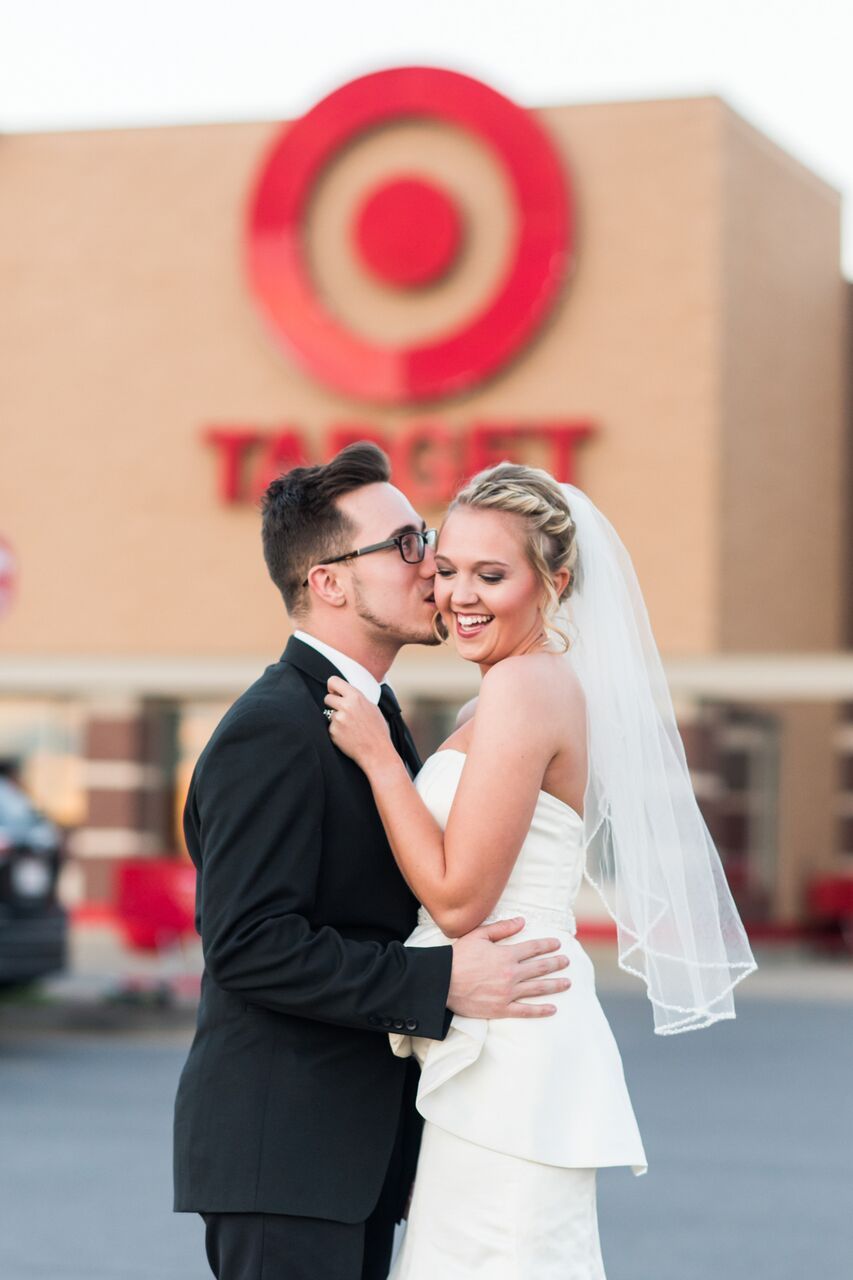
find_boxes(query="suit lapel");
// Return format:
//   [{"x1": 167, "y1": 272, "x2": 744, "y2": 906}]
[
  {"x1": 281, "y1": 636, "x2": 422, "y2": 776},
  {"x1": 282, "y1": 636, "x2": 342, "y2": 683},
  {"x1": 280, "y1": 636, "x2": 345, "y2": 723}
]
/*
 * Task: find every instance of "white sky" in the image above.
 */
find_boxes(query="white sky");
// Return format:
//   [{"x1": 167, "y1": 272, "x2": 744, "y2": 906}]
[{"x1": 1, "y1": 0, "x2": 852, "y2": 276}]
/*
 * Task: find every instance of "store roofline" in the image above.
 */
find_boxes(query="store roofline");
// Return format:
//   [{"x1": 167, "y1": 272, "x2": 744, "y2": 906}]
[{"x1": 1, "y1": 653, "x2": 852, "y2": 703}]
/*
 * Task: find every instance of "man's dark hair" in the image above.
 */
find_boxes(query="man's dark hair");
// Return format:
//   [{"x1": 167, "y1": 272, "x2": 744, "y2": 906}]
[{"x1": 261, "y1": 442, "x2": 391, "y2": 615}]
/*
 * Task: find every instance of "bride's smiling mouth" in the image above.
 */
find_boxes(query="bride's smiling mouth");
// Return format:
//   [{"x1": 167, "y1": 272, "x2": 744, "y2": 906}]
[{"x1": 453, "y1": 612, "x2": 495, "y2": 638}]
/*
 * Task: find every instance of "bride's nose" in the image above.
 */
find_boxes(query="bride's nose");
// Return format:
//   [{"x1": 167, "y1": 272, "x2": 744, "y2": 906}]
[{"x1": 451, "y1": 577, "x2": 480, "y2": 607}]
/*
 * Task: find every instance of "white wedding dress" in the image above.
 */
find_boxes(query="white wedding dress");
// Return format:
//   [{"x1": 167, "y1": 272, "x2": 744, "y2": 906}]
[{"x1": 388, "y1": 749, "x2": 647, "y2": 1280}]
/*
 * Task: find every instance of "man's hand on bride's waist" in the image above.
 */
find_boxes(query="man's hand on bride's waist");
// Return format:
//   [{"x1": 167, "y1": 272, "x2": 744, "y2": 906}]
[{"x1": 447, "y1": 916, "x2": 570, "y2": 1020}]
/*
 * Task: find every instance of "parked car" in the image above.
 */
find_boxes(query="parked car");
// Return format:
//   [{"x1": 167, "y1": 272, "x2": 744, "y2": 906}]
[{"x1": 0, "y1": 769, "x2": 67, "y2": 986}]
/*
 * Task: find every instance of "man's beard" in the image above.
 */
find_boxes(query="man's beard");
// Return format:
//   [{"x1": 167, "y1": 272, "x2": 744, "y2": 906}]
[{"x1": 352, "y1": 578, "x2": 440, "y2": 647}]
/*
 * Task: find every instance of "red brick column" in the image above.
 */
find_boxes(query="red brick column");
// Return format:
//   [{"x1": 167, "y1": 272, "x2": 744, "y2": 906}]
[{"x1": 70, "y1": 699, "x2": 178, "y2": 906}]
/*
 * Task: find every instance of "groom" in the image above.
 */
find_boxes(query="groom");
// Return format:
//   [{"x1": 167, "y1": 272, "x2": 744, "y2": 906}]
[{"x1": 173, "y1": 442, "x2": 570, "y2": 1280}]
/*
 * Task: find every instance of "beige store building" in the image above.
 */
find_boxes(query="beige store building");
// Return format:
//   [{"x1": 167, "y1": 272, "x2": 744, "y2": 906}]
[{"x1": 0, "y1": 79, "x2": 850, "y2": 927}]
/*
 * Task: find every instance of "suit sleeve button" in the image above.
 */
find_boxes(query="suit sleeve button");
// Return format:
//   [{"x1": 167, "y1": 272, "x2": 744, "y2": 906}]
[
  {"x1": 404, "y1": 1019, "x2": 419, "y2": 1032},
  {"x1": 392, "y1": 1019, "x2": 405, "y2": 1031},
  {"x1": 368, "y1": 1014, "x2": 379, "y2": 1026},
  {"x1": 381, "y1": 1017, "x2": 392, "y2": 1028}
]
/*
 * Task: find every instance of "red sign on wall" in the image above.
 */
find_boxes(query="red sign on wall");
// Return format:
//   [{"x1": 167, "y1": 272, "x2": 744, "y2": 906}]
[
  {"x1": 205, "y1": 420, "x2": 595, "y2": 507},
  {"x1": 246, "y1": 67, "x2": 573, "y2": 405}
]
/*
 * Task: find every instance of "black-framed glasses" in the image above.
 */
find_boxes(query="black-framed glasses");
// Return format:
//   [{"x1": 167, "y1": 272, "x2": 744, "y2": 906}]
[{"x1": 302, "y1": 529, "x2": 437, "y2": 587}]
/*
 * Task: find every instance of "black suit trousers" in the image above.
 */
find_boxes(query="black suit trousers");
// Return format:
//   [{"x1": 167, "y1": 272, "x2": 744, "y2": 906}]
[{"x1": 201, "y1": 1073, "x2": 410, "y2": 1280}]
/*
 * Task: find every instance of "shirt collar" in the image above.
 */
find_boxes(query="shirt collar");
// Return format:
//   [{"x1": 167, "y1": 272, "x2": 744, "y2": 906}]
[{"x1": 292, "y1": 631, "x2": 384, "y2": 705}]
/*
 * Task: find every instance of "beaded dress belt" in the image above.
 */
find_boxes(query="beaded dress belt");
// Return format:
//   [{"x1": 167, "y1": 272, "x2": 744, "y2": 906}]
[{"x1": 417, "y1": 900, "x2": 577, "y2": 933}]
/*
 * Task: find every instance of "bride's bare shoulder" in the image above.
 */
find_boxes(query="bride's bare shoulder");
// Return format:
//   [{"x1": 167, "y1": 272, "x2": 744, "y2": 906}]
[
  {"x1": 479, "y1": 656, "x2": 586, "y2": 765},
  {"x1": 481, "y1": 651, "x2": 584, "y2": 712}
]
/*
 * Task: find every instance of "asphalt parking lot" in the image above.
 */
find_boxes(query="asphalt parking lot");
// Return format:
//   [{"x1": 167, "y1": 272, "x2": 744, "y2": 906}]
[{"x1": 1, "y1": 940, "x2": 851, "y2": 1280}]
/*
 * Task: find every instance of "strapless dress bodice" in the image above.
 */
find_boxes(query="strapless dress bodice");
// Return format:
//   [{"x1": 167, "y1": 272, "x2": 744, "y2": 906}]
[
  {"x1": 414, "y1": 749, "x2": 585, "y2": 932},
  {"x1": 390, "y1": 748, "x2": 647, "y2": 1176}
]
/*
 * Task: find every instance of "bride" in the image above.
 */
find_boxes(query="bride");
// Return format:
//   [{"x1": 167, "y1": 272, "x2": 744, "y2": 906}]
[{"x1": 325, "y1": 462, "x2": 756, "y2": 1278}]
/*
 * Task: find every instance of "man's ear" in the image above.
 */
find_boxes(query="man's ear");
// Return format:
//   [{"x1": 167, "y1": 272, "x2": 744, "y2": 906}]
[{"x1": 305, "y1": 564, "x2": 348, "y2": 608}]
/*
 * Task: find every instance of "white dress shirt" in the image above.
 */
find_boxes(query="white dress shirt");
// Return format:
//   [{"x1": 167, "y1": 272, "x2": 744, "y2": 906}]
[{"x1": 292, "y1": 631, "x2": 385, "y2": 705}]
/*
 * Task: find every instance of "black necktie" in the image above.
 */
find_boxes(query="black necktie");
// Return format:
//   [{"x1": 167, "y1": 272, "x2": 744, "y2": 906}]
[{"x1": 379, "y1": 684, "x2": 422, "y2": 777}]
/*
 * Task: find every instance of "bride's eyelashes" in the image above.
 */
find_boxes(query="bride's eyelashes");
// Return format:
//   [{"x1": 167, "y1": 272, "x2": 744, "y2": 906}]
[{"x1": 434, "y1": 568, "x2": 505, "y2": 584}]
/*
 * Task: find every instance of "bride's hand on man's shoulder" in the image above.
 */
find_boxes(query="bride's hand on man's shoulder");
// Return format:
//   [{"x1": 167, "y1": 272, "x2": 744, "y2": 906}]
[{"x1": 324, "y1": 676, "x2": 393, "y2": 769}]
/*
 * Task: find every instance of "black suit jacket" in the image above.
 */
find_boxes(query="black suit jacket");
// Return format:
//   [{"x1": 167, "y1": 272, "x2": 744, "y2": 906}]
[{"x1": 173, "y1": 637, "x2": 452, "y2": 1222}]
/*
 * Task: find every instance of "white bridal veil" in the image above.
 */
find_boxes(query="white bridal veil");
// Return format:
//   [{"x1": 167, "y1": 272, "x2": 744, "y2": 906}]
[{"x1": 561, "y1": 485, "x2": 757, "y2": 1034}]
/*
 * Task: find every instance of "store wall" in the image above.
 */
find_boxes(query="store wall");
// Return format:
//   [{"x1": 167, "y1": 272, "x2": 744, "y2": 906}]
[
  {"x1": 0, "y1": 97, "x2": 789, "y2": 663},
  {"x1": 1, "y1": 91, "x2": 848, "y2": 919},
  {"x1": 846, "y1": 283, "x2": 853, "y2": 648},
  {"x1": 719, "y1": 106, "x2": 845, "y2": 653}
]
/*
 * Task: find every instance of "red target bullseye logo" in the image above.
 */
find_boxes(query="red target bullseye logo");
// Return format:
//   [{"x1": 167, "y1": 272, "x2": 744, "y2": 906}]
[
  {"x1": 247, "y1": 67, "x2": 573, "y2": 404},
  {"x1": 355, "y1": 175, "x2": 463, "y2": 289}
]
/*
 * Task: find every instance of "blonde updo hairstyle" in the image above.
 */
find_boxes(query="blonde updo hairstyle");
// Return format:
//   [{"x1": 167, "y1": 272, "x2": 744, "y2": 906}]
[{"x1": 443, "y1": 461, "x2": 579, "y2": 651}]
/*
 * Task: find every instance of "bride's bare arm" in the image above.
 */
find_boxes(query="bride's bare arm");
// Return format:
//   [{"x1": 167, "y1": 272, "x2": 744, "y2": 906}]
[{"x1": 325, "y1": 659, "x2": 572, "y2": 936}]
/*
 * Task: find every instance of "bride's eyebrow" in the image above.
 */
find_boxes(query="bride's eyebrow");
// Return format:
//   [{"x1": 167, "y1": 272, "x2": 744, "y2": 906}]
[{"x1": 435, "y1": 554, "x2": 510, "y2": 569}]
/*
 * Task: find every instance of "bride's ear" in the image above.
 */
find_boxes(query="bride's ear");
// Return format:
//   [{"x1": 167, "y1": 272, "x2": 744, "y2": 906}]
[{"x1": 552, "y1": 567, "x2": 571, "y2": 601}]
